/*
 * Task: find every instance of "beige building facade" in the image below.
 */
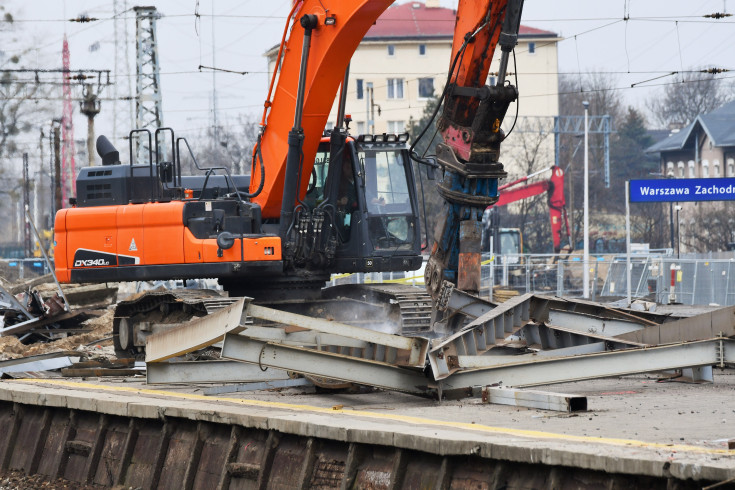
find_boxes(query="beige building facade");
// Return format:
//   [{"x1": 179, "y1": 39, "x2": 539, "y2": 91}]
[
  {"x1": 341, "y1": 16, "x2": 560, "y2": 137},
  {"x1": 266, "y1": 2, "x2": 561, "y2": 176}
]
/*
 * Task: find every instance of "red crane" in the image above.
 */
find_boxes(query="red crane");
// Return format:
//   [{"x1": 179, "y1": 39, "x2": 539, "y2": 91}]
[
  {"x1": 493, "y1": 165, "x2": 571, "y2": 254},
  {"x1": 61, "y1": 34, "x2": 77, "y2": 206}
]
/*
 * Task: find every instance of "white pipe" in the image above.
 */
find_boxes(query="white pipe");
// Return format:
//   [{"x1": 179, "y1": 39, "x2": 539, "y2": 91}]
[
  {"x1": 583, "y1": 101, "x2": 590, "y2": 299},
  {"x1": 626, "y1": 181, "x2": 631, "y2": 306}
]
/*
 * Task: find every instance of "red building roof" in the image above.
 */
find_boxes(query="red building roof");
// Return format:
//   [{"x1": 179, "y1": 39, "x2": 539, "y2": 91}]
[{"x1": 365, "y1": 2, "x2": 557, "y2": 40}]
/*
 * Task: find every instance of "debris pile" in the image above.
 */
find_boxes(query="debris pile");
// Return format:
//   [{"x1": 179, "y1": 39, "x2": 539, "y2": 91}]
[{"x1": 0, "y1": 273, "x2": 117, "y2": 362}]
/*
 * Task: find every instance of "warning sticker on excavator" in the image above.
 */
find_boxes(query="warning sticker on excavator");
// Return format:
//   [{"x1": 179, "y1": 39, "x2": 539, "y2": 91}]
[{"x1": 129, "y1": 239, "x2": 138, "y2": 251}]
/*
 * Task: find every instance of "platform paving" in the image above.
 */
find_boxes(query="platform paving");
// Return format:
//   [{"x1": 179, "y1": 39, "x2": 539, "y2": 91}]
[{"x1": 0, "y1": 370, "x2": 733, "y2": 484}]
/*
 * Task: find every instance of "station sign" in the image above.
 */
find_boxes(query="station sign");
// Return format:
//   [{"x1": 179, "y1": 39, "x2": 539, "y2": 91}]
[{"x1": 629, "y1": 178, "x2": 735, "y2": 203}]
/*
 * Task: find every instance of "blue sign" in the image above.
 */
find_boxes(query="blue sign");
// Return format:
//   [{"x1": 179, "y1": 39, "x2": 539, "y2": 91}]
[{"x1": 629, "y1": 178, "x2": 735, "y2": 203}]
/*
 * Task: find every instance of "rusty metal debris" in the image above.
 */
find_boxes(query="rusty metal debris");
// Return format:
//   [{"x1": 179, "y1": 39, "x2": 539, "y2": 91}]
[
  {"x1": 61, "y1": 358, "x2": 141, "y2": 377},
  {"x1": 480, "y1": 386, "x2": 587, "y2": 412},
  {"x1": 0, "y1": 351, "x2": 82, "y2": 377},
  {"x1": 0, "y1": 281, "x2": 82, "y2": 337},
  {"x1": 142, "y1": 287, "x2": 735, "y2": 410}
]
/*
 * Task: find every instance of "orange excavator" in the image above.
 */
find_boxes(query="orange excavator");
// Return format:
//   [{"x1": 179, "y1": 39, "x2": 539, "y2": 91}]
[{"x1": 53, "y1": 0, "x2": 525, "y2": 354}]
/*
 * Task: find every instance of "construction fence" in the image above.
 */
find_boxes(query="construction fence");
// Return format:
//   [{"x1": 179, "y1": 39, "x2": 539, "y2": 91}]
[
  {"x1": 331, "y1": 252, "x2": 735, "y2": 307},
  {"x1": 0, "y1": 258, "x2": 52, "y2": 284},
  {"x1": 3, "y1": 254, "x2": 733, "y2": 307}
]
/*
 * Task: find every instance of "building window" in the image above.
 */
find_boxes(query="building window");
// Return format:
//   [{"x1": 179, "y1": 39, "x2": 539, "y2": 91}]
[
  {"x1": 387, "y1": 44, "x2": 395, "y2": 56},
  {"x1": 528, "y1": 42, "x2": 536, "y2": 54},
  {"x1": 357, "y1": 121, "x2": 366, "y2": 134},
  {"x1": 714, "y1": 160, "x2": 721, "y2": 177},
  {"x1": 702, "y1": 160, "x2": 709, "y2": 178},
  {"x1": 728, "y1": 158, "x2": 735, "y2": 177},
  {"x1": 387, "y1": 78, "x2": 404, "y2": 99},
  {"x1": 488, "y1": 76, "x2": 496, "y2": 86},
  {"x1": 387, "y1": 120, "x2": 405, "y2": 134},
  {"x1": 666, "y1": 162, "x2": 674, "y2": 177},
  {"x1": 677, "y1": 161, "x2": 685, "y2": 178},
  {"x1": 356, "y1": 79, "x2": 364, "y2": 100},
  {"x1": 418, "y1": 78, "x2": 434, "y2": 98},
  {"x1": 419, "y1": 44, "x2": 426, "y2": 56},
  {"x1": 688, "y1": 160, "x2": 695, "y2": 178}
]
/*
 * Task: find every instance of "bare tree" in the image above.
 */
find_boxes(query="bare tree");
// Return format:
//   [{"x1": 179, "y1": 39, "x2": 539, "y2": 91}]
[
  {"x1": 631, "y1": 202, "x2": 668, "y2": 249},
  {"x1": 558, "y1": 73, "x2": 624, "y2": 248},
  {"x1": 559, "y1": 72, "x2": 623, "y2": 122},
  {"x1": 680, "y1": 202, "x2": 735, "y2": 253},
  {"x1": 0, "y1": 7, "x2": 53, "y2": 244},
  {"x1": 182, "y1": 114, "x2": 260, "y2": 176},
  {"x1": 0, "y1": 8, "x2": 48, "y2": 160},
  {"x1": 501, "y1": 118, "x2": 556, "y2": 252},
  {"x1": 647, "y1": 70, "x2": 730, "y2": 128},
  {"x1": 0, "y1": 74, "x2": 45, "y2": 159},
  {"x1": 408, "y1": 96, "x2": 443, "y2": 249}
]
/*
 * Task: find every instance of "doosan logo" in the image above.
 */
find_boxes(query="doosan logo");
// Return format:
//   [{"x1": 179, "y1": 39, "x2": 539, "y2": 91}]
[{"x1": 74, "y1": 259, "x2": 110, "y2": 267}]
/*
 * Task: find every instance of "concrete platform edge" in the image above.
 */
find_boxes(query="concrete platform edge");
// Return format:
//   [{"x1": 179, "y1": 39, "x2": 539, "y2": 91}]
[{"x1": 0, "y1": 381, "x2": 731, "y2": 483}]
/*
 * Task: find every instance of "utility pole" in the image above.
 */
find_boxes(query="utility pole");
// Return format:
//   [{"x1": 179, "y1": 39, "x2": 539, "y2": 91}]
[
  {"x1": 38, "y1": 128, "x2": 45, "y2": 231},
  {"x1": 369, "y1": 85, "x2": 381, "y2": 134},
  {"x1": 22, "y1": 153, "x2": 31, "y2": 257},
  {"x1": 366, "y1": 82, "x2": 373, "y2": 133},
  {"x1": 53, "y1": 123, "x2": 62, "y2": 217},
  {"x1": 211, "y1": 0, "x2": 218, "y2": 146},
  {"x1": 61, "y1": 34, "x2": 77, "y2": 205},
  {"x1": 80, "y1": 83, "x2": 101, "y2": 166},
  {"x1": 582, "y1": 101, "x2": 590, "y2": 299}
]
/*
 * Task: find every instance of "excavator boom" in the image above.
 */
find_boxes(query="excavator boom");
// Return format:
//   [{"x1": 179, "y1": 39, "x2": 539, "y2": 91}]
[
  {"x1": 424, "y1": 0, "x2": 525, "y2": 299},
  {"x1": 252, "y1": 1, "x2": 394, "y2": 219},
  {"x1": 494, "y1": 166, "x2": 571, "y2": 253}
]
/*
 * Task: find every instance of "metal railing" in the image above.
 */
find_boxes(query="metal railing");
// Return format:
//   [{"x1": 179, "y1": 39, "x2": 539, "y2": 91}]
[
  {"x1": 330, "y1": 251, "x2": 735, "y2": 307},
  {"x1": 605, "y1": 256, "x2": 735, "y2": 306},
  {"x1": 0, "y1": 258, "x2": 52, "y2": 284},
  {"x1": 2, "y1": 251, "x2": 731, "y2": 307}
]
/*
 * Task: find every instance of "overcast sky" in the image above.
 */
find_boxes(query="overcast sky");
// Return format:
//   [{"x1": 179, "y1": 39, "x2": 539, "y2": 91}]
[{"x1": 3, "y1": 0, "x2": 734, "y2": 158}]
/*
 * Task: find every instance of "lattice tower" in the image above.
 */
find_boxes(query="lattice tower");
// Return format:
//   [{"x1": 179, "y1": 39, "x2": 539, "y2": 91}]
[
  {"x1": 134, "y1": 6, "x2": 164, "y2": 164},
  {"x1": 112, "y1": 0, "x2": 134, "y2": 149}
]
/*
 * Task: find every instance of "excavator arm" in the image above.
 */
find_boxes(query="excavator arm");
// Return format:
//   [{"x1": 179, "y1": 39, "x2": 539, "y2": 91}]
[
  {"x1": 252, "y1": 0, "x2": 524, "y2": 287},
  {"x1": 251, "y1": 1, "x2": 394, "y2": 220},
  {"x1": 495, "y1": 166, "x2": 572, "y2": 253},
  {"x1": 424, "y1": 0, "x2": 525, "y2": 299}
]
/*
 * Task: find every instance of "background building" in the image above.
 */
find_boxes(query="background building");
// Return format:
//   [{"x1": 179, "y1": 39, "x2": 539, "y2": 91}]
[
  {"x1": 266, "y1": 1, "x2": 561, "y2": 176},
  {"x1": 338, "y1": 1, "x2": 560, "y2": 137},
  {"x1": 647, "y1": 100, "x2": 735, "y2": 179},
  {"x1": 645, "y1": 100, "x2": 735, "y2": 254}
]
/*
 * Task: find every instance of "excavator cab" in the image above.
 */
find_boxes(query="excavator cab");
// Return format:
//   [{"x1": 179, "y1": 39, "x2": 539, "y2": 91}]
[{"x1": 308, "y1": 133, "x2": 423, "y2": 274}]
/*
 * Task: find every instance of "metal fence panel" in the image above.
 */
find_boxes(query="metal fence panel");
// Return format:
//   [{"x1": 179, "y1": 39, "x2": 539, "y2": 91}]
[{"x1": 327, "y1": 253, "x2": 735, "y2": 307}]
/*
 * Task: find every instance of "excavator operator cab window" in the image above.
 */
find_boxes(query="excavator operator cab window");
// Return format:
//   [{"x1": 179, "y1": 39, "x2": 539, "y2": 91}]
[
  {"x1": 308, "y1": 150, "x2": 330, "y2": 207},
  {"x1": 359, "y1": 148, "x2": 415, "y2": 251},
  {"x1": 312, "y1": 147, "x2": 358, "y2": 243},
  {"x1": 336, "y1": 157, "x2": 358, "y2": 241}
]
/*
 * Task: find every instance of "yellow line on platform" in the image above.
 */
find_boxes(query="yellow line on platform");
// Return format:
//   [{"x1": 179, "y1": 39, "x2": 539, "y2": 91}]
[{"x1": 7, "y1": 378, "x2": 732, "y2": 456}]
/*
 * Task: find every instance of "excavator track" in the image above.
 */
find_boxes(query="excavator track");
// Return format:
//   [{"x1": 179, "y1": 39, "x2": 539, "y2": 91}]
[
  {"x1": 113, "y1": 283, "x2": 434, "y2": 358},
  {"x1": 349, "y1": 284, "x2": 433, "y2": 336},
  {"x1": 113, "y1": 289, "x2": 239, "y2": 358}
]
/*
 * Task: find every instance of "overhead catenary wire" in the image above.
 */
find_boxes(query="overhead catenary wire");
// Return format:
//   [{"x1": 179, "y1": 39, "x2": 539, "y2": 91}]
[
  {"x1": 3, "y1": 3, "x2": 734, "y2": 147},
  {"x1": 5, "y1": 12, "x2": 735, "y2": 23}
]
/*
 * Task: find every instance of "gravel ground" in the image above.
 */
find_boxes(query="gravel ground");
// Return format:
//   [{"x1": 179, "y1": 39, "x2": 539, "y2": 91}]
[{"x1": 0, "y1": 470, "x2": 108, "y2": 489}]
